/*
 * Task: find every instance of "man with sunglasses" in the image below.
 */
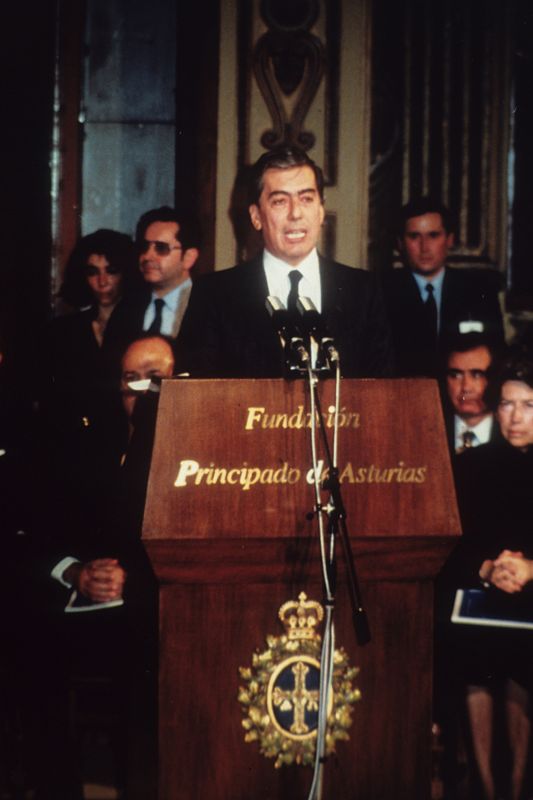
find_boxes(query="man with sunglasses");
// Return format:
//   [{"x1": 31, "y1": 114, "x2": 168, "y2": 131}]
[{"x1": 107, "y1": 206, "x2": 201, "y2": 348}]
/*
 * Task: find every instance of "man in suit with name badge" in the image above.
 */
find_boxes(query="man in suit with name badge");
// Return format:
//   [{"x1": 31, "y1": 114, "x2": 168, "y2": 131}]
[
  {"x1": 177, "y1": 146, "x2": 393, "y2": 378},
  {"x1": 382, "y1": 197, "x2": 504, "y2": 377}
]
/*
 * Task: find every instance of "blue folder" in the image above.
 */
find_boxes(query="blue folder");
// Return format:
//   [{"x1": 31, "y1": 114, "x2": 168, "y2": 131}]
[{"x1": 451, "y1": 588, "x2": 533, "y2": 630}]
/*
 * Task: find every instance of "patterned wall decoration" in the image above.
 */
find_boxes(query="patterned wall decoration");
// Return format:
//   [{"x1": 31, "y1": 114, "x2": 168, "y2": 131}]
[
  {"x1": 369, "y1": 0, "x2": 511, "y2": 275},
  {"x1": 252, "y1": 1, "x2": 325, "y2": 152},
  {"x1": 230, "y1": 0, "x2": 341, "y2": 262}
]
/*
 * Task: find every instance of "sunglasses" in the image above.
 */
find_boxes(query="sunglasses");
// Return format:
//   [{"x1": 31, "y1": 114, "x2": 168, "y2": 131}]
[{"x1": 139, "y1": 240, "x2": 182, "y2": 257}]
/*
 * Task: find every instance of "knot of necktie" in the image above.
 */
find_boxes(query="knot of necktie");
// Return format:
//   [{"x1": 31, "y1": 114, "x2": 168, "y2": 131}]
[
  {"x1": 457, "y1": 430, "x2": 476, "y2": 453},
  {"x1": 462, "y1": 430, "x2": 476, "y2": 448}
]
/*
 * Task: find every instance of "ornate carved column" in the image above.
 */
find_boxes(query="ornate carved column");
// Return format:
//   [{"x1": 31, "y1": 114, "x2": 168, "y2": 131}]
[{"x1": 215, "y1": 0, "x2": 373, "y2": 270}]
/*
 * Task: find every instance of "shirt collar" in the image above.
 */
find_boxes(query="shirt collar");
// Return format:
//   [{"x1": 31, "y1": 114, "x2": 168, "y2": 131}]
[
  {"x1": 151, "y1": 278, "x2": 192, "y2": 311},
  {"x1": 454, "y1": 413, "x2": 494, "y2": 449},
  {"x1": 412, "y1": 267, "x2": 445, "y2": 299},
  {"x1": 262, "y1": 248, "x2": 322, "y2": 312}
]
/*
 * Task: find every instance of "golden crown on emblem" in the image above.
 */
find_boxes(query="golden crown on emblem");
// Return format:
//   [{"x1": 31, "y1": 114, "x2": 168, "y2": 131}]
[{"x1": 278, "y1": 592, "x2": 324, "y2": 640}]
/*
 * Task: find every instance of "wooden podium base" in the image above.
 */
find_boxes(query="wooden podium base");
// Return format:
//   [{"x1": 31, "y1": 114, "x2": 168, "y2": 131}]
[
  {"x1": 146, "y1": 534, "x2": 452, "y2": 799},
  {"x1": 142, "y1": 379, "x2": 460, "y2": 799}
]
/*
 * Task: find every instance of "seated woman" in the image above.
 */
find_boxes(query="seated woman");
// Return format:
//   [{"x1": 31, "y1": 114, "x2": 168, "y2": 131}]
[{"x1": 437, "y1": 350, "x2": 533, "y2": 800}]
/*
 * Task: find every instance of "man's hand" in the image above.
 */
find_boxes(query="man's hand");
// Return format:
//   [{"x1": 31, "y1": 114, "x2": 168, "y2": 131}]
[{"x1": 63, "y1": 558, "x2": 126, "y2": 603}]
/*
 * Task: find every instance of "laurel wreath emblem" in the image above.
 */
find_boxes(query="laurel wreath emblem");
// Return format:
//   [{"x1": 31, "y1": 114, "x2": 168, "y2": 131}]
[{"x1": 238, "y1": 593, "x2": 361, "y2": 768}]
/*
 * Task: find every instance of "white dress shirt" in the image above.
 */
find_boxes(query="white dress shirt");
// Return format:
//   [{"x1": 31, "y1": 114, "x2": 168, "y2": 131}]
[
  {"x1": 143, "y1": 278, "x2": 192, "y2": 337},
  {"x1": 454, "y1": 413, "x2": 494, "y2": 452},
  {"x1": 263, "y1": 248, "x2": 322, "y2": 311}
]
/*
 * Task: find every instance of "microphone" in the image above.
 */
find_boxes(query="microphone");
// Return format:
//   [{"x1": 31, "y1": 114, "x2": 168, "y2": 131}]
[
  {"x1": 265, "y1": 296, "x2": 310, "y2": 369},
  {"x1": 296, "y1": 297, "x2": 340, "y2": 365}
]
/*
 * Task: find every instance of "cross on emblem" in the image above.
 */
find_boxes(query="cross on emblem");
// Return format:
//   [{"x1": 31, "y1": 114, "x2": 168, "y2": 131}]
[{"x1": 272, "y1": 660, "x2": 320, "y2": 735}]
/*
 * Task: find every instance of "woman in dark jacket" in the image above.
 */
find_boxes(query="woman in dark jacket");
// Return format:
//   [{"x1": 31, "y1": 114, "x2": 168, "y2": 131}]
[
  {"x1": 437, "y1": 351, "x2": 533, "y2": 800},
  {"x1": 42, "y1": 229, "x2": 139, "y2": 530}
]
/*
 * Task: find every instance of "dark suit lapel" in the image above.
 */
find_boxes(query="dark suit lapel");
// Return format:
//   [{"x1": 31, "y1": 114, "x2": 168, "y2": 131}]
[
  {"x1": 440, "y1": 266, "x2": 459, "y2": 325},
  {"x1": 242, "y1": 254, "x2": 269, "y2": 297},
  {"x1": 238, "y1": 255, "x2": 270, "y2": 327},
  {"x1": 236, "y1": 255, "x2": 285, "y2": 374},
  {"x1": 319, "y1": 257, "x2": 348, "y2": 319},
  {"x1": 319, "y1": 257, "x2": 336, "y2": 314},
  {"x1": 395, "y1": 268, "x2": 435, "y2": 369},
  {"x1": 402, "y1": 267, "x2": 426, "y2": 312}
]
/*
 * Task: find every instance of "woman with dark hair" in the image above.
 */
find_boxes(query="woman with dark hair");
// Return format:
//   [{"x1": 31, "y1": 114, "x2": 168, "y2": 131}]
[
  {"x1": 437, "y1": 349, "x2": 533, "y2": 800},
  {"x1": 57, "y1": 228, "x2": 138, "y2": 344},
  {"x1": 41, "y1": 229, "x2": 139, "y2": 531}
]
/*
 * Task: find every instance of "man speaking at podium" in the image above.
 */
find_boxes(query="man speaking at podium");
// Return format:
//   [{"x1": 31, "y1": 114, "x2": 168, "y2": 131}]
[{"x1": 177, "y1": 146, "x2": 393, "y2": 378}]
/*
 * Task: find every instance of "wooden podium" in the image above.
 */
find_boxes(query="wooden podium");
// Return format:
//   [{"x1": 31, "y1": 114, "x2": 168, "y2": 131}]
[{"x1": 142, "y1": 378, "x2": 461, "y2": 799}]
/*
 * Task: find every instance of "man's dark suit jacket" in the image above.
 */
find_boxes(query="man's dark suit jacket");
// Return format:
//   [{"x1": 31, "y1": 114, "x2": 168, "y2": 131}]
[
  {"x1": 382, "y1": 266, "x2": 504, "y2": 377},
  {"x1": 104, "y1": 288, "x2": 152, "y2": 358},
  {"x1": 40, "y1": 392, "x2": 157, "y2": 595},
  {"x1": 106, "y1": 284, "x2": 193, "y2": 355},
  {"x1": 176, "y1": 255, "x2": 393, "y2": 378}
]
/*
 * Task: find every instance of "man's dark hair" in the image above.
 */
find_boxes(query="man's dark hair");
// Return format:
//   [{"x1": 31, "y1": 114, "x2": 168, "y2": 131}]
[
  {"x1": 397, "y1": 196, "x2": 455, "y2": 237},
  {"x1": 135, "y1": 206, "x2": 202, "y2": 251},
  {"x1": 59, "y1": 229, "x2": 137, "y2": 308},
  {"x1": 248, "y1": 146, "x2": 325, "y2": 206},
  {"x1": 441, "y1": 331, "x2": 501, "y2": 384},
  {"x1": 444, "y1": 331, "x2": 499, "y2": 361}
]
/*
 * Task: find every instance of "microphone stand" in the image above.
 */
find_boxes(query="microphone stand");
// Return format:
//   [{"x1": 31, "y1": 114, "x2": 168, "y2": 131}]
[
  {"x1": 266, "y1": 297, "x2": 369, "y2": 798},
  {"x1": 305, "y1": 356, "x2": 370, "y2": 800},
  {"x1": 313, "y1": 377, "x2": 371, "y2": 647},
  {"x1": 305, "y1": 361, "x2": 334, "y2": 800}
]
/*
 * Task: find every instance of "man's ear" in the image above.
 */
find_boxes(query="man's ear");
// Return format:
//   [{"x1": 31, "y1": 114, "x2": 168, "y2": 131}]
[
  {"x1": 446, "y1": 232, "x2": 455, "y2": 249},
  {"x1": 182, "y1": 248, "x2": 199, "y2": 271},
  {"x1": 249, "y1": 204, "x2": 262, "y2": 231}
]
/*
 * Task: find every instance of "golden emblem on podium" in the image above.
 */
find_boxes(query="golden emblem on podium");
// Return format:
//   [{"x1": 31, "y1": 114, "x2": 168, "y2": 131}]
[{"x1": 238, "y1": 592, "x2": 361, "y2": 768}]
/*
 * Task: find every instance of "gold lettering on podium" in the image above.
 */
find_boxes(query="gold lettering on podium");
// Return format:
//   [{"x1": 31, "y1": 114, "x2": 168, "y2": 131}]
[
  {"x1": 244, "y1": 405, "x2": 360, "y2": 431},
  {"x1": 174, "y1": 459, "x2": 427, "y2": 490},
  {"x1": 339, "y1": 462, "x2": 427, "y2": 484},
  {"x1": 174, "y1": 459, "x2": 301, "y2": 491}
]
